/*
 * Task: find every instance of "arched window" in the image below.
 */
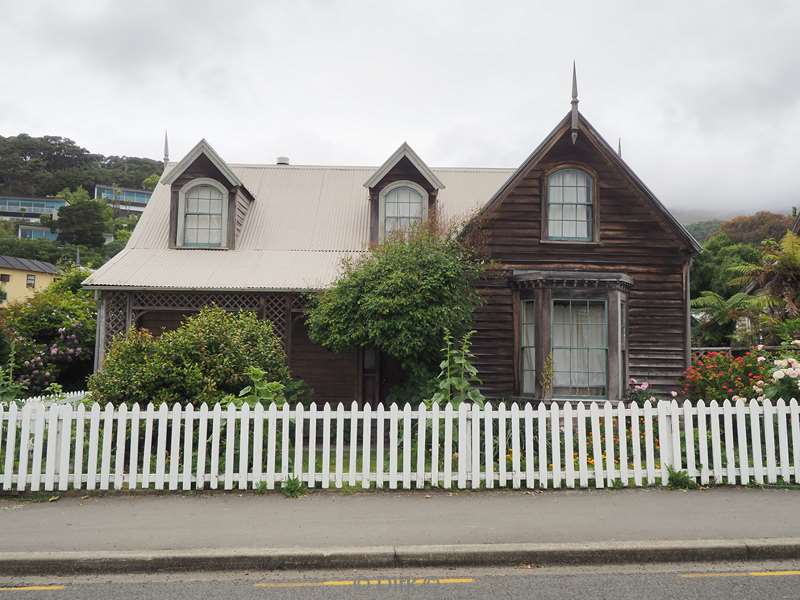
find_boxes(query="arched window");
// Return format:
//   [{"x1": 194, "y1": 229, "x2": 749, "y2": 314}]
[
  {"x1": 546, "y1": 168, "x2": 593, "y2": 241},
  {"x1": 177, "y1": 178, "x2": 228, "y2": 248},
  {"x1": 379, "y1": 181, "x2": 427, "y2": 239}
]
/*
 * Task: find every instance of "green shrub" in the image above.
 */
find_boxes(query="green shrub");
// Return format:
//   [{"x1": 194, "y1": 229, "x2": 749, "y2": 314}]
[
  {"x1": 281, "y1": 476, "x2": 306, "y2": 498},
  {"x1": 3, "y1": 266, "x2": 95, "y2": 393},
  {"x1": 681, "y1": 350, "x2": 767, "y2": 401},
  {"x1": 667, "y1": 466, "x2": 699, "y2": 490},
  {"x1": 88, "y1": 306, "x2": 292, "y2": 407}
]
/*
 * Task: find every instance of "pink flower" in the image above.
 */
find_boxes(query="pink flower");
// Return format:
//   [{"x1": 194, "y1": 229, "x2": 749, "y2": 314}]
[
  {"x1": 670, "y1": 391, "x2": 678, "y2": 398},
  {"x1": 630, "y1": 378, "x2": 638, "y2": 385},
  {"x1": 640, "y1": 382, "x2": 649, "y2": 391}
]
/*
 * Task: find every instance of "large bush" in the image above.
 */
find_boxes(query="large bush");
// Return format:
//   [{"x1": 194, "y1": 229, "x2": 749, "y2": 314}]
[
  {"x1": 306, "y1": 227, "x2": 484, "y2": 397},
  {"x1": 682, "y1": 350, "x2": 766, "y2": 401},
  {"x1": 3, "y1": 266, "x2": 95, "y2": 393},
  {"x1": 88, "y1": 306, "x2": 291, "y2": 407}
]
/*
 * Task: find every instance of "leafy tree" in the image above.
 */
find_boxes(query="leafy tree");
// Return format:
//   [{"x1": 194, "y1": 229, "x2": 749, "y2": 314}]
[
  {"x1": 720, "y1": 211, "x2": 793, "y2": 245},
  {"x1": 691, "y1": 291, "x2": 767, "y2": 346},
  {"x1": 690, "y1": 233, "x2": 759, "y2": 298},
  {"x1": 306, "y1": 226, "x2": 484, "y2": 397},
  {"x1": 54, "y1": 200, "x2": 109, "y2": 247},
  {"x1": 142, "y1": 174, "x2": 160, "y2": 191},
  {"x1": 54, "y1": 185, "x2": 92, "y2": 205},
  {"x1": 685, "y1": 220, "x2": 722, "y2": 243}
]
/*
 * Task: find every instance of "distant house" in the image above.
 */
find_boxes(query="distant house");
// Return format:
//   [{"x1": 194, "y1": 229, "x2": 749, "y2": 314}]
[
  {"x1": 17, "y1": 224, "x2": 58, "y2": 241},
  {"x1": 0, "y1": 256, "x2": 58, "y2": 306},
  {"x1": 85, "y1": 72, "x2": 700, "y2": 404},
  {"x1": 0, "y1": 195, "x2": 65, "y2": 223},
  {"x1": 94, "y1": 184, "x2": 151, "y2": 215}
]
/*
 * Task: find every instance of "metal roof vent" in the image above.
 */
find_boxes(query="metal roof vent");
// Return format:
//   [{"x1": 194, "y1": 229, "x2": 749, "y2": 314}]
[{"x1": 276, "y1": 156, "x2": 290, "y2": 165}]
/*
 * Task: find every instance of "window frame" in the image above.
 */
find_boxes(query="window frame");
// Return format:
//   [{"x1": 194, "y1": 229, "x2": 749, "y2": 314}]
[
  {"x1": 176, "y1": 177, "x2": 229, "y2": 249},
  {"x1": 541, "y1": 164, "x2": 599, "y2": 244},
  {"x1": 520, "y1": 299, "x2": 536, "y2": 395},
  {"x1": 378, "y1": 180, "x2": 429, "y2": 242},
  {"x1": 26, "y1": 274, "x2": 36, "y2": 288}
]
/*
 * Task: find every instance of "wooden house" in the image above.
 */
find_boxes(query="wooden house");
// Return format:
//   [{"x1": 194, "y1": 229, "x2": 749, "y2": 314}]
[{"x1": 85, "y1": 70, "x2": 699, "y2": 403}]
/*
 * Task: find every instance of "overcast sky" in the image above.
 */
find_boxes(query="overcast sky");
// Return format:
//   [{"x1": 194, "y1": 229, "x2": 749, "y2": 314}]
[{"x1": 2, "y1": 1, "x2": 798, "y2": 218}]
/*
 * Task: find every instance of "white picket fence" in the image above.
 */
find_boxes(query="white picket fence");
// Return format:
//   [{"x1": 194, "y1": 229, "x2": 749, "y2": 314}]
[{"x1": 0, "y1": 399, "x2": 799, "y2": 493}]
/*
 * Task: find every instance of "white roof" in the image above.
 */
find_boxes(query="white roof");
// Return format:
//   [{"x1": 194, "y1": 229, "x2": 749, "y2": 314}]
[{"x1": 85, "y1": 163, "x2": 514, "y2": 290}]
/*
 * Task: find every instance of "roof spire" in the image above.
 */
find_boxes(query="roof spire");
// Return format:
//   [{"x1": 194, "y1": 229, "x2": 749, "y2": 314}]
[
  {"x1": 617, "y1": 137, "x2": 622, "y2": 158},
  {"x1": 570, "y1": 61, "x2": 579, "y2": 144},
  {"x1": 163, "y1": 130, "x2": 169, "y2": 167}
]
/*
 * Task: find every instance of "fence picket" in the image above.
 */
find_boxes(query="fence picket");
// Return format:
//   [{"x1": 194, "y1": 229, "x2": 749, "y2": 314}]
[
  {"x1": 511, "y1": 403, "x2": 521, "y2": 489},
  {"x1": 17, "y1": 403, "x2": 32, "y2": 491},
  {"x1": 224, "y1": 404, "x2": 236, "y2": 490},
  {"x1": 87, "y1": 403, "x2": 101, "y2": 490},
  {"x1": 308, "y1": 403, "x2": 318, "y2": 487},
  {"x1": 74, "y1": 404, "x2": 85, "y2": 490},
  {"x1": 3, "y1": 404, "x2": 17, "y2": 490},
  {"x1": 670, "y1": 400, "x2": 682, "y2": 472},
  {"x1": 443, "y1": 403, "x2": 453, "y2": 488},
  {"x1": 430, "y1": 404, "x2": 439, "y2": 487},
  {"x1": 735, "y1": 399, "x2": 750, "y2": 485},
  {"x1": 111, "y1": 404, "x2": 127, "y2": 491},
  {"x1": 210, "y1": 404, "x2": 222, "y2": 489},
  {"x1": 349, "y1": 401, "x2": 358, "y2": 487},
  {"x1": 30, "y1": 404, "x2": 45, "y2": 491},
  {"x1": 100, "y1": 404, "x2": 114, "y2": 491},
  {"x1": 265, "y1": 403, "x2": 277, "y2": 489},
  {"x1": 603, "y1": 402, "x2": 615, "y2": 487},
  {"x1": 183, "y1": 403, "x2": 195, "y2": 491},
  {"x1": 630, "y1": 402, "x2": 642, "y2": 487},
  {"x1": 335, "y1": 403, "x2": 344, "y2": 489},
  {"x1": 643, "y1": 400, "x2": 655, "y2": 485},
  {"x1": 457, "y1": 403, "x2": 468, "y2": 489},
  {"x1": 389, "y1": 403, "x2": 399, "y2": 489},
  {"x1": 550, "y1": 403, "x2": 561, "y2": 489},
  {"x1": 710, "y1": 401, "x2": 723, "y2": 483},
  {"x1": 762, "y1": 399, "x2": 776, "y2": 484},
  {"x1": 577, "y1": 402, "x2": 588, "y2": 488},
  {"x1": 154, "y1": 404, "x2": 168, "y2": 489},
  {"x1": 496, "y1": 403, "x2": 506, "y2": 487},
  {"x1": 128, "y1": 404, "x2": 140, "y2": 491},
  {"x1": 683, "y1": 400, "x2": 696, "y2": 480},
  {"x1": 168, "y1": 404, "x2": 182, "y2": 491},
  {"x1": 375, "y1": 403, "x2": 385, "y2": 489},
  {"x1": 723, "y1": 400, "x2": 736, "y2": 484},
  {"x1": 281, "y1": 404, "x2": 291, "y2": 485},
  {"x1": 471, "y1": 403, "x2": 481, "y2": 490},
  {"x1": 749, "y1": 399, "x2": 764, "y2": 485},
  {"x1": 696, "y1": 400, "x2": 709, "y2": 485},
  {"x1": 321, "y1": 403, "x2": 331, "y2": 489},
  {"x1": 617, "y1": 401, "x2": 628, "y2": 486},
  {"x1": 139, "y1": 404, "x2": 153, "y2": 490},
  {"x1": 485, "y1": 403, "x2": 495, "y2": 489},
  {"x1": 563, "y1": 402, "x2": 575, "y2": 488},
  {"x1": 590, "y1": 402, "x2": 604, "y2": 488},
  {"x1": 295, "y1": 403, "x2": 306, "y2": 483},
  {"x1": 402, "y1": 403, "x2": 412, "y2": 489},
  {"x1": 537, "y1": 403, "x2": 547, "y2": 489},
  {"x1": 790, "y1": 399, "x2": 800, "y2": 482},
  {"x1": 776, "y1": 399, "x2": 790, "y2": 481},
  {"x1": 59, "y1": 405, "x2": 73, "y2": 491},
  {"x1": 0, "y1": 405, "x2": 4, "y2": 487},
  {"x1": 524, "y1": 403, "x2": 534, "y2": 488},
  {"x1": 197, "y1": 403, "x2": 209, "y2": 490},
  {"x1": 238, "y1": 404, "x2": 250, "y2": 490},
  {"x1": 417, "y1": 403, "x2": 427, "y2": 489},
  {"x1": 361, "y1": 403, "x2": 370, "y2": 489}
]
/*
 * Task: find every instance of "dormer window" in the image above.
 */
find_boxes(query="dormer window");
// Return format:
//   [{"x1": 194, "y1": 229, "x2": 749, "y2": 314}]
[
  {"x1": 176, "y1": 178, "x2": 228, "y2": 248},
  {"x1": 545, "y1": 167, "x2": 594, "y2": 241},
  {"x1": 379, "y1": 181, "x2": 428, "y2": 240}
]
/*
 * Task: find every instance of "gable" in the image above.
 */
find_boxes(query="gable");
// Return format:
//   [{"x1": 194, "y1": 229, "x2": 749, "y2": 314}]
[{"x1": 475, "y1": 112, "x2": 700, "y2": 255}]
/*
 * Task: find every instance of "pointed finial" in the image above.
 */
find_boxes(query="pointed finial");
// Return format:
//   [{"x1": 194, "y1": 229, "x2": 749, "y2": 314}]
[
  {"x1": 570, "y1": 61, "x2": 579, "y2": 144},
  {"x1": 163, "y1": 130, "x2": 169, "y2": 166},
  {"x1": 617, "y1": 137, "x2": 622, "y2": 158}
]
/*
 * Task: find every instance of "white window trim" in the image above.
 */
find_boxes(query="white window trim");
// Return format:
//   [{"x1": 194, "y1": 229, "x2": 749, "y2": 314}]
[
  {"x1": 176, "y1": 177, "x2": 229, "y2": 249},
  {"x1": 378, "y1": 180, "x2": 429, "y2": 242}
]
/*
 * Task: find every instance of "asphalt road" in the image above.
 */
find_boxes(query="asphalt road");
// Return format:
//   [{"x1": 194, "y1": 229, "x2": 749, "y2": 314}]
[{"x1": 2, "y1": 561, "x2": 800, "y2": 599}]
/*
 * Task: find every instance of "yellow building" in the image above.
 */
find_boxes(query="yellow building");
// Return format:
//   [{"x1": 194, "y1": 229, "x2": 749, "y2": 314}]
[{"x1": 0, "y1": 256, "x2": 58, "y2": 306}]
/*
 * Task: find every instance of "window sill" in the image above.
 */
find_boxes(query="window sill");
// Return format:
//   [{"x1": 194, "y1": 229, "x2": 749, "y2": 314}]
[{"x1": 539, "y1": 239, "x2": 601, "y2": 246}]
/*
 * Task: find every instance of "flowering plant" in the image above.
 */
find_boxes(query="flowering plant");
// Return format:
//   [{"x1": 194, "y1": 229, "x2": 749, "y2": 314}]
[
  {"x1": 760, "y1": 340, "x2": 800, "y2": 400},
  {"x1": 682, "y1": 350, "x2": 767, "y2": 401},
  {"x1": 626, "y1": 378, "x2": 656, "y2": 407}
]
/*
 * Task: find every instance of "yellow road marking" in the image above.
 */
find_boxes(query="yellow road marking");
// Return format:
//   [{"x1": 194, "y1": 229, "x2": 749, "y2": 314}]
[
  {"x1": 0, "y1": 586, "x2": 65, "y2": 592},
  {"x1": 682, "y1": 570, "x2": 800, "y2": 579},
  {"x1": 256, "y1": 577, "x2": 475, "y2": 589}
]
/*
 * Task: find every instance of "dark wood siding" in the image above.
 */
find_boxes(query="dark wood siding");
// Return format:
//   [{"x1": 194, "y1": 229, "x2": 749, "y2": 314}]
[
  {"x1": 289, "y1": 317, "x2": 360, "y2": 405},
  {"x1": 137, "y1": 310, "x2": 190, "y2": 336},
  {"x1": 474, "y1": 131, "x2": 692, "y2": 398}
]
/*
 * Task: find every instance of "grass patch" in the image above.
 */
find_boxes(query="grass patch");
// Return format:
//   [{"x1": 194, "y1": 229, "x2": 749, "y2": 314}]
[
  {"x1": 281, "y1": 476, "x2": 307, "y2": 498},
  {"x1": 667, "y1": 466, "x2": 700, "y2": 490}
]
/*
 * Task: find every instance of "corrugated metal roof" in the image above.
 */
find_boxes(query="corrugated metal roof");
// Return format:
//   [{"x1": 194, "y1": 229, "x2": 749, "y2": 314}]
[
  {"x1": 0, "y1": 255, "x2": 58, "y2": 275},
  {"x1": 84, "y1": 164, "x2": 514, "y2": 290}
]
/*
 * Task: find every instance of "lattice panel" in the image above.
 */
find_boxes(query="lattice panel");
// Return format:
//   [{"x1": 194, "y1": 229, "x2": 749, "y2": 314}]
[
  {"x1": 131, "y1": 291, "x2": 261, "y2": 312},
  {"x1": 104, "y1": 291, "x2": 128, "y2": 350}
]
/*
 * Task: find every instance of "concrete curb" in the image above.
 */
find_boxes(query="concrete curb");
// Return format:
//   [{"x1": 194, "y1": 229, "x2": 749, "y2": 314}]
[{"x1": 0, "y1": 538, "x2": 798, "y2": 575}]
